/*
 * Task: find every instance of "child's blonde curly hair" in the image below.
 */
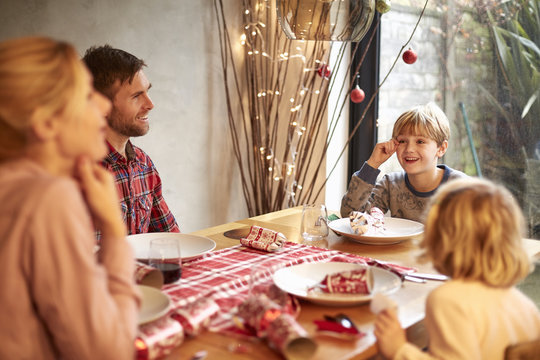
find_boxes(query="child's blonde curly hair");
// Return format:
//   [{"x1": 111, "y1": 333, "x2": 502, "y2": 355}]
[{"x1": 421, "y1": 177, "x2": 532, "y2": 287}]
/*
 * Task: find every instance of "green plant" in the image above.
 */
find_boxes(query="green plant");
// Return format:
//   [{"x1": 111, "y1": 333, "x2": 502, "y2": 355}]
[
  {"x1": 476, "y1": 0, "x2": 540, "y2": 236},
  {"x1": 478, "y1": 0, "x2": 539, "y2": 160}
]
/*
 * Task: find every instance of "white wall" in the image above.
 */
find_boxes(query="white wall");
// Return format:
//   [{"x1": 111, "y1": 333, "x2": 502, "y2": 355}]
[
  {"x1": 0, "y1": 0, "x2": 247, "y2": 232},
  {"x1": 325, "y1": 43, "x2": 349, "y2": 212}
]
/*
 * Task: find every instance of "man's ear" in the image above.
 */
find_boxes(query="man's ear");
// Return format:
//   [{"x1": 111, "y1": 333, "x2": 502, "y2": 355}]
[
  {"x1": 437, "y1": 140, "x2": 448, "y2": 158},
  {"x1": 30, "y1": 107, "x2": 60, "y2": 141}
]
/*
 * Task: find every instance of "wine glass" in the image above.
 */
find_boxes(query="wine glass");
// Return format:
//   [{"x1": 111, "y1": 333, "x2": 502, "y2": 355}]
[{"x1": 148, "y1": 238, "x2": 182, "y2": 284}]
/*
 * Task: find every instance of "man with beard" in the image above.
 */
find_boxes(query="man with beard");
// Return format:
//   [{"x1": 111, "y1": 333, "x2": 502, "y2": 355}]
[{"x1": 83, "y1": 45, "x2": 180, "y2": 237}]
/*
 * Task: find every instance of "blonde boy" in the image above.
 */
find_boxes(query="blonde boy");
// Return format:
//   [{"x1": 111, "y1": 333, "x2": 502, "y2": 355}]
[{"x1": 340, "y1": 102, "x2": 467, "y2": 221}]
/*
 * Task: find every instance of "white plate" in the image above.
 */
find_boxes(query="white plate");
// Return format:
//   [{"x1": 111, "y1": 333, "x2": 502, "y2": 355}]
[
  {"x1": 272, "y1": 262, "x2": 402, "y2": 306},
  {"x1": 329, "y1": 217, "x2": 424, "y2": 245},
  {"x1": 138, "y1": 285, "x2": 171, "y2": 325},
  {"x1": 127, "y1": 233, "x2": 216, "y2": 261}
]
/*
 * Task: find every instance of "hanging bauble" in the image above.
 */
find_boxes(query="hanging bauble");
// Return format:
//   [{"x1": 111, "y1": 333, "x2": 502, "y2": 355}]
[
  {"x1": 317, "y1": 64, "x2": 331, "y2": 79},
  {"x1": 351, "y1": 85, "x2": 365, "y2": 103},
  {"x1": 402, "y1": 48, "x2": 418, "y2": 64}
]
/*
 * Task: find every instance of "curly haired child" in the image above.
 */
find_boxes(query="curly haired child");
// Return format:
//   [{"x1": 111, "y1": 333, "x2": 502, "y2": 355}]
[{"x1": 374, "y1": 177, "x2": 540, "y2": 359}]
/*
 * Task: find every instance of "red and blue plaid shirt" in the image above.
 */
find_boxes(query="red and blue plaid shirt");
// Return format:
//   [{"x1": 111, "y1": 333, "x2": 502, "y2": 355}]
[{"x1": 102, "y1": 141, "x2": 180, "y2": 235}]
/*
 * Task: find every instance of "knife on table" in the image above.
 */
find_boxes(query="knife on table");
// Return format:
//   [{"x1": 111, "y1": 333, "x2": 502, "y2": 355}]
[{"x1": 405, "y1": 273, "x2": 449, "y2": 281}]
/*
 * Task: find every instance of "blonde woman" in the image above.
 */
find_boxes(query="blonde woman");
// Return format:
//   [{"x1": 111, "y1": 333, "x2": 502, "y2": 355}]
[
  {"x1": 374, "y1": 178, "x2": 540, "y2": 359},
  {"x1": 0, "y1": 37, "x2": 140, "y2": 359}
]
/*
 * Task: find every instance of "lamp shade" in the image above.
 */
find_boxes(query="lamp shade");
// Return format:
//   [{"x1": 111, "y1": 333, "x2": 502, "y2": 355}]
[{"x1": 277, "y1": 0, "x2": 376, "y2": 42}]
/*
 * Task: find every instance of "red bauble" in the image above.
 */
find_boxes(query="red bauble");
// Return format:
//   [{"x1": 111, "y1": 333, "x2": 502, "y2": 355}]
[
  {"x1": 402, "y1": 48, "x2": 417, "y2": 64},
  {"x1": 317, "y1": 64, "x2": 331, "y2": 78},
  {"x1": 351, "y1": 86, "x2": 365, "y2": 103}
]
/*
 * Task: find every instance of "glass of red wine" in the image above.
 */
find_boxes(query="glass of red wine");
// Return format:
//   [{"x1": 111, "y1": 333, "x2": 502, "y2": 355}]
[{"x1": 148, "y1": 238, "x2": 182, "y2": 284}]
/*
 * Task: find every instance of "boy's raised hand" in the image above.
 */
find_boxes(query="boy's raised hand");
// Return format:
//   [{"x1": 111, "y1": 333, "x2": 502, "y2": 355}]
[{"x1": 367, "y1": 139, "x2": 398, "y2": 169}]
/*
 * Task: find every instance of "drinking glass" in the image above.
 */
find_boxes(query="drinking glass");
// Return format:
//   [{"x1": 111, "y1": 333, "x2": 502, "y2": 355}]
[
  {"x1": 249, "y1": 258, "x2": 287, "y2": 298},
  {"x1": 148, "y1": 238, "x2": 182, "y2": 284},
  {"x1": 300, "y1": 204, "x2": 329, "y2": 242}
]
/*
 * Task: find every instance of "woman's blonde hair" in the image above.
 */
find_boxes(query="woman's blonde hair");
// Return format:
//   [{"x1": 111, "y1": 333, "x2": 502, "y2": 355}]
[
  {"x1": 421, "y1": 177, "x2": 531, "y2": 287},
  {"x1": 0, "y1": 36, "x2": 84, "y2": 161},
  {"x1": 392, "y1": 102, "x2": 450, "y2": 146}
]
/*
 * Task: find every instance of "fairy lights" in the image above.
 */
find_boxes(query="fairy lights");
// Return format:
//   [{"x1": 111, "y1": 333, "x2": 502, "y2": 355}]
[
  {"x1": 217, "y1": 0, "x2": 337, "y2": 213},
  {"x1": 290, "y1": 105, "x2": 302, "y2": 112}
]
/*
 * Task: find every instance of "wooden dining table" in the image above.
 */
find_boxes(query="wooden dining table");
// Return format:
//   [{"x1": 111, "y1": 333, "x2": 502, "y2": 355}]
[{"x1": 163, "y1": 207, "x2": 540, "y2": 360}]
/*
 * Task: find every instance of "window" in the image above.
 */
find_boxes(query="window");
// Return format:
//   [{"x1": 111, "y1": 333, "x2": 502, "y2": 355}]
[{"x1": 350, "y1": 0, "x2": 539, "y2": 238}]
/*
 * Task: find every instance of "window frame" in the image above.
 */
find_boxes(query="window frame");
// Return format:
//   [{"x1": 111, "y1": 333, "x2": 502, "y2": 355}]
[{"x1": 348, "y1": 13, "x2": 382, "y2": 177}]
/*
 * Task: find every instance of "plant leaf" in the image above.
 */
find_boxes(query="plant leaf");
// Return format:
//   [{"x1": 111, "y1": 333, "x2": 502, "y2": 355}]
[
  {"x1": 507, "y1": 31, "x2": 540, "y2": 60},
  {"x1": 521, "y1": 90, "x2": 539, "y2": 119}
]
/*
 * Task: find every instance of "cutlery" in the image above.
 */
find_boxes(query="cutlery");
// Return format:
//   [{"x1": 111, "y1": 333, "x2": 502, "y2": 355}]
[
  {"x1": 403, "y1": 275, "x2": 426, "y2": 283},
  {"x1": 406, "y1": 272, "x2": 448, "y2": 281},
  {"x1": 323, "y1": 313, "x2": 360, "y2": 333}
]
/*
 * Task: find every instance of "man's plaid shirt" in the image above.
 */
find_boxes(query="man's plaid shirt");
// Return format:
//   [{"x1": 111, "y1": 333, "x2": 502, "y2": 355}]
[{"x1": 102, "y1": 141, "x2": 180, "y2": 235}]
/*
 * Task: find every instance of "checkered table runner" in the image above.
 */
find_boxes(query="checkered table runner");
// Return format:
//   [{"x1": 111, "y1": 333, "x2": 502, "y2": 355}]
[
  {"x1": 137, "y1": 242, "x2": 415, "y2": 358},
  {"x1": 166, "y1": 242, "x2": 412, "y2": 329}
]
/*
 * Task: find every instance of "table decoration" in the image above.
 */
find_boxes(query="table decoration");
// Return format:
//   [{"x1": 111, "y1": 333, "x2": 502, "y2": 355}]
[
  {"x1": 171, "y1": 298, "x2": 220, "y2": 337},
  {"x1": 240, "y1": 226, "x2": 286, "y2": 252},
  {"x1": 349, "y1": 207, "x2": 384, "y2": 235},
  {"x1": 136, "y1": 316, "x2": 184, "y2": 360},
  {"x1": 311, "y1": 267, "x2": 373, "y2": 294},
  {"x1": 238, "y1": 293, "x2": 317, "y2": 360},
  {"x1": 267, "y1": 313, "x2": 317, "y2": 360}
]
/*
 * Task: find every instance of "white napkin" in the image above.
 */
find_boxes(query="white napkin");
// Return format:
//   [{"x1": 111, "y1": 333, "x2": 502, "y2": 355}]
[{"x1": 370, "y1": 293, "x2": 398, "y2": 315}]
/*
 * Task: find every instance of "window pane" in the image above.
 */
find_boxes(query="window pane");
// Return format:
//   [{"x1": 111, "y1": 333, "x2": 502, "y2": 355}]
[{"x1": 378, "y1": 0, "x2": 539, "y2": 239}]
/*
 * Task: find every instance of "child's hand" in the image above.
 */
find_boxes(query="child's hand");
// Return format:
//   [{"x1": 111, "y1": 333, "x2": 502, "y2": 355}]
[
  {"x1": 374, "y1": 308, "x2": 406, "y2": 359},
  {"x1": 367, "y1": 139, "x2": 398, "y2": 169}
]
